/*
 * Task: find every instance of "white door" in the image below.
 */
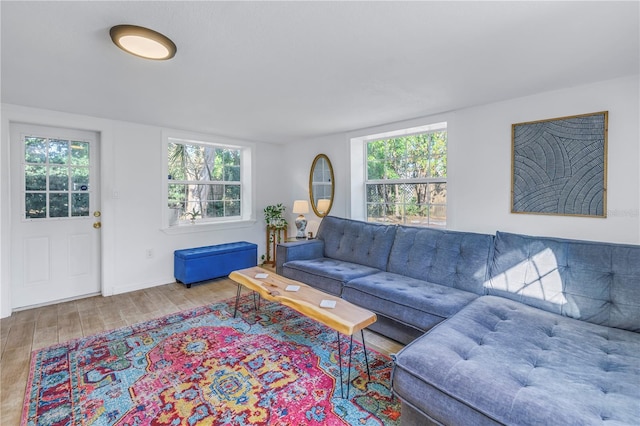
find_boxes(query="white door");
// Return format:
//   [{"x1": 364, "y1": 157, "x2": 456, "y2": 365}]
[{"x1": 10, "y1": 123, "x2": 101, "y2": 309}]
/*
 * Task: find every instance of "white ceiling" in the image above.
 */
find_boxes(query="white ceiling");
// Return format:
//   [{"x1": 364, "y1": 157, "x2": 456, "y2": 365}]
[{"x1": 2, "y1": 1, "x2": 638, "y2": 144}]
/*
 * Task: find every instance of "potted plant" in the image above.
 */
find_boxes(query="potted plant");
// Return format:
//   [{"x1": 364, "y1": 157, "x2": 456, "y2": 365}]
[
  {"x1": 185, "y1": 207, "x2": 200, "y2": 224},
  {"x1": 168, "y1": 201, "x2": 183, "y2": 226},
  {"x1": 263, "y1": 203, "x2": 288, "y2": 229}
]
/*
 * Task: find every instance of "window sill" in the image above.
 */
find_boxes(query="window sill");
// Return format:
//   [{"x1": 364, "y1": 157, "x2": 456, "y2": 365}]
[{"x1": 161, "y1": 219, "x2": 257, "y2": 235}]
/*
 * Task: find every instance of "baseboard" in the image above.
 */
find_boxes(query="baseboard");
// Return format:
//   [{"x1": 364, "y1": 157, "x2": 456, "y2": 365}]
[
  {"x1": 108, "y1": 278, "x2": 175, "y2": 296},
  {"x1": 12, "y1": 291, "x2": 102, "y2": 313}
]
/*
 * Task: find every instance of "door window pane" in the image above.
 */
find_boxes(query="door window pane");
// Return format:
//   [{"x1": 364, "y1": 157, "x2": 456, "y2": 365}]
[
  {"x1": 25, "y1": 193, "x2": 46, "y2": 218},
  {"x1": 25, "y1": 138, "x2": 46, "y2": 163},
  {"x1": 49, "y1": 193, "x2": 69, "y2": 217},
  {"x1": 71, "y1": 193, "x2": 90, "y2": 217},
  {"x1": 49, "y1": 166, "x2": 69, "y2": 191},
  {"x1": 71, "y1": 142, "x2": 90, "y2": 166},
  {"x1": 25, "y1": 165, "x2": 46, "y2": 191},
  {"x1": 23, "y1": 135, "x2": 91, "y2": 220},
  {"x1": 71, "y1": 167, "x2": 89, "y2": 190},
  {"x1": 48, "y1": 139, "x2": 69, "y2": 164}
]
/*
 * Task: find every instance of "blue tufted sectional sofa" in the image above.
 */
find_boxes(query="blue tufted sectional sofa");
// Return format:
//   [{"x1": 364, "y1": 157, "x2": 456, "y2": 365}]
[{"x1": 276, "y1": 216, "x2": 640, "y2": 425}]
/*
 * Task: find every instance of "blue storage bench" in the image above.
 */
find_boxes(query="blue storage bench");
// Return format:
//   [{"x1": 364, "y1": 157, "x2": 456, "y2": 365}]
[{"x1": 174, "y1": 241, "x2": 257, "y2": 288}]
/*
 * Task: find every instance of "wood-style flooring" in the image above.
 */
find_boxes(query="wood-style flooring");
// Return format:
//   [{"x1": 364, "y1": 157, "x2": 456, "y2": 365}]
[{"x1": 0, "y1": 276, "x2": 404, "y2": 425}]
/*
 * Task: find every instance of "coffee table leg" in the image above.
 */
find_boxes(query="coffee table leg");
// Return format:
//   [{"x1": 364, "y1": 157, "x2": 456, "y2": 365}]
[
  {"x1": 335, "y1": 332, "x2": 355, "y2": 400},
  {"x1": 253, "y1": 291, "x2": 259, "y2": 310},
  {"x1": 346, "y1": 334, "x2": 354, "y2": 399},
  {"x1": 361, "y1": 329, "x2": 371, "y2": 380},
  {"x1": 233, "y1": 283, "x2": 242, "y2": 318},
  {"x1": 335, "y1": 330, "x2": 372, "y2": 399},
  {"x1": 336, "y1": 331, "x2": 344, "y2": 399}
]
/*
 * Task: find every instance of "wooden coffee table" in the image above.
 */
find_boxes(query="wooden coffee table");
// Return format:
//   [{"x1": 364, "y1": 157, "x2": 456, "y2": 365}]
[{"x1": 229, "y1": 266, "x2": 377, "y2": 399}]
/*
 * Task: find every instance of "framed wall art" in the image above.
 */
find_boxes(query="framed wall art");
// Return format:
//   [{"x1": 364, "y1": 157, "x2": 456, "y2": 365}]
[{"x1": 511, "y1": 111, "x2": 608, "y2": 217}]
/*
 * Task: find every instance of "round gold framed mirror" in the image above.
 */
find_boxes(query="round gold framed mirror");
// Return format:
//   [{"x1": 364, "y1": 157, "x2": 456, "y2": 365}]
[{"x1": 309, "y1": 154, "x2": 334, "y2": 217}]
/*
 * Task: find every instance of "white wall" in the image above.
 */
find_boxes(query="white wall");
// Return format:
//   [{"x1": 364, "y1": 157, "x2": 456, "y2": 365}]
[
  {"x1": 450, "y1": 75, "x2": 639, "y2": 242},
  {"x1": 281, "y1": 133, "x2": 351, "y2": 238},
  {"x1": 0, "y1": 104, "x2": 285, "y2": 317},
  {"x1": 2, "y1": 75, "x2": 637, "y2": 317},
  {"x1": 283, "y1": 75, "x2": 640, "y2": 244}
]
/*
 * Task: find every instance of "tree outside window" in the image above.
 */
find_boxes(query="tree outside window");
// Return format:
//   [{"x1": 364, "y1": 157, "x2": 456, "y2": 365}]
[
  {"x1": 365, "y1": 130, "x2": 447, "y2": 228},
  {"x1": 167, "y1": 139, "x2": 241, "y2": 224}
]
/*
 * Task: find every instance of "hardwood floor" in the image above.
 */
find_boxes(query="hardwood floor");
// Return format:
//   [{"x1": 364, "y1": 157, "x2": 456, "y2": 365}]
[{"x1": 0, "y1": 277, "x2": 404, "y2": 425}]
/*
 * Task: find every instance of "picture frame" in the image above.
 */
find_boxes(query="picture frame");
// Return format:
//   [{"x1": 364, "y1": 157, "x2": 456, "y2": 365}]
[{"x1": 511, "y1": 111, "x2": 608, "y2": 217}]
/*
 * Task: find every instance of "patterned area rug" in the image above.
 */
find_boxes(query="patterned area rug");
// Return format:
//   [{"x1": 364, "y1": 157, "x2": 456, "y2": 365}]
[{"x1": 22, "y1": 295, "x2": 401, "y2": 425}]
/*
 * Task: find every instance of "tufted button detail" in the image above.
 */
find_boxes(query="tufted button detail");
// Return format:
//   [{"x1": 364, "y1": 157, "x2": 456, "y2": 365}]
[{"x1": 455, "y1": 350, "x2": 469, "y2": 360}]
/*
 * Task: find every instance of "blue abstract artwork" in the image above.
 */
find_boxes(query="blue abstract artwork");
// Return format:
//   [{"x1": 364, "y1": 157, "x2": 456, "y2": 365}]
[{"x1": 511, "y1": 111, "x2": 607, "y2": 217}]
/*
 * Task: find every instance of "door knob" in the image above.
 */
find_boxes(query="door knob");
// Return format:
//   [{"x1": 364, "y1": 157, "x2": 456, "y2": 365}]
[{"x1": 93, "y1": 222, "x2": 102, "y2": 229}]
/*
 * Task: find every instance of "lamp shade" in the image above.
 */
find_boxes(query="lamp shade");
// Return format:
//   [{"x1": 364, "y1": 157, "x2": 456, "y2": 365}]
[
  {"x1": 317, "y1": 199, "x2": 331, "y2": 214},
  {"x1": 292, "y1": 200, "x2": 309, "y2": 214}
]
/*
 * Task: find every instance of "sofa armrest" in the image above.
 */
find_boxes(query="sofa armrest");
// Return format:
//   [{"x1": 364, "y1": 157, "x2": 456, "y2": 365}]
[{"x1": 276, "y1": 240, "x2": 324, "y2": 275}]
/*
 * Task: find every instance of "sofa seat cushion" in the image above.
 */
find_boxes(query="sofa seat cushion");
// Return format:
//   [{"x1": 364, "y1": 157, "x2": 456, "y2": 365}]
[
  {"x1": 343, "y1": 272, "x2": 479, "y2": 332},
  {"x1": 282, "y1": 258, "x2": 381, "y2": 296},
  {"x1": 393, "y1": 295, "x2": 640, "y2": 426}
]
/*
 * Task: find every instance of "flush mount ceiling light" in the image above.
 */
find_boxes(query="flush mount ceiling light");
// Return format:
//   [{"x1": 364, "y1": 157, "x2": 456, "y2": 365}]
[{"x1": 110, "y1": 24, "x2": 176, "y2": 60}]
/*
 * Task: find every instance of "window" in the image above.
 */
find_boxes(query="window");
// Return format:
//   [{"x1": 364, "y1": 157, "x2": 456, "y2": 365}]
[
  {"x1": 23, "y1": 136, "x2": 91, "y2": 219},
  {"x1": 365, "y1": 124, "x2": 447, "y2": 228},
  {"x1": 167, "y1": 138, "x2": 243, "y2": 225}
]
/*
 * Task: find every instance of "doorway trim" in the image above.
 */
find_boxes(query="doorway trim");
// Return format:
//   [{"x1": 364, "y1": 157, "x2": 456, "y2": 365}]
[{"x1": 1, "y1": 104, "x2": 116, "y2": 318}]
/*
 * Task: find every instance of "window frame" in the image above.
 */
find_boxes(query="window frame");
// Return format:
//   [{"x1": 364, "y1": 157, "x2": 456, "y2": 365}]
[
  {"x1": 359, "y1": 122, "x2": 447, "y2": 228},
  {"x1": 161, "y1": 131, "x2": 255, "y2": 233},
  {"x1": 22, "y1": 134, "x2": 94, "y2": 221}
]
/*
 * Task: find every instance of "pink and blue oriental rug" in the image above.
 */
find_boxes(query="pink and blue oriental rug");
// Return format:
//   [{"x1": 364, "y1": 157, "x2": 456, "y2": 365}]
[{"x1": 22, "y1": 295, "x2": 401, "y2": 425}]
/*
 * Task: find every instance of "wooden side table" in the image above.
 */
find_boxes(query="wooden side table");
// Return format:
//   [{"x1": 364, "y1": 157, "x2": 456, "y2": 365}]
[{"x1": 264, "y1": 226, "x2": 287, "y2": 265}]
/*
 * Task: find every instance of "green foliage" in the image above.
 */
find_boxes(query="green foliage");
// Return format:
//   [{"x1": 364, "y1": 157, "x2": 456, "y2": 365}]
[
  {"x1": 366, "y1": 132, "x2": 447, "y2": 181},
  {"x1": 264, "y1": 203, "x2": 287, "y2": 229},
  {"x1": 185, "y1": 207, "x2": 200, "y2": 220},
  {"x1": 365, "y1": 131, "x2": 447, "y2": 226}
]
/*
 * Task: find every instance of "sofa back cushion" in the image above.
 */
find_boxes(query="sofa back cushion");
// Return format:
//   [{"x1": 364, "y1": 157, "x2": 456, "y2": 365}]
[
  {"x1": 387, "y1": 226, "x2": 495, "y2": 295},
  {"x1": 317, "y1": 216, "x2": 396, "y2": 270},
  {"x1": 488, "y1": 231, "x2": 640, "y2": 332}
]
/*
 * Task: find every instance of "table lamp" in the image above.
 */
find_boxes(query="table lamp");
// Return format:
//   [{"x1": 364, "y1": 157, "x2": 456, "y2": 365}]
[{"x1": 292, "y1": 200, "x2": 310, "y2": 238}]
